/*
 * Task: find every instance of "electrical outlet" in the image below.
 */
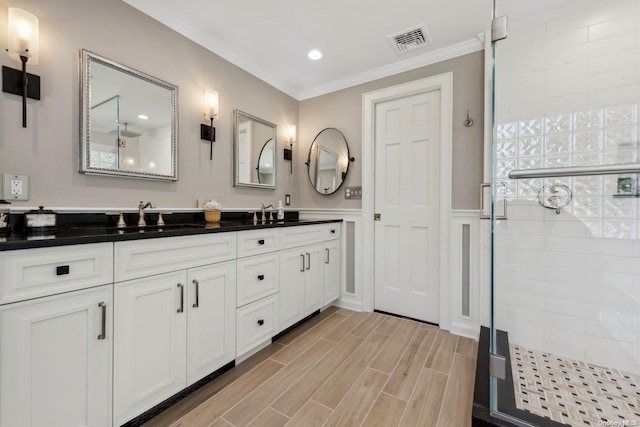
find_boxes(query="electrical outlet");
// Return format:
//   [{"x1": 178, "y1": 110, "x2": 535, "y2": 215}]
[
  {"x1": 3, "y1": 174, "x2": 29, "y2": 200},
  {"x1": 345, "y1": 186, "x2": 362, "y2": 200}
]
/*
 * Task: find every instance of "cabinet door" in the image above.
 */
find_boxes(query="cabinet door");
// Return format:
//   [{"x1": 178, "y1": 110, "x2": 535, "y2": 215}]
[
  {"x1": 187, "y1": 261, "x2": 236, "y2": 385},
  {"x1": 303, "y1": 244, "x2": 323, "y2": 316},
  {"x1": 323, "y1": 240, "x2": 341, "y2": 305},
  {"x1": 0, "y1": 285, "x2": 112, "y2": 427},
  {"x1": 279, "y1": 248, "x2": 305, "y2": 331},
  {"x1": 114, "y1": 271, "x2": 187, "y2": 426}
]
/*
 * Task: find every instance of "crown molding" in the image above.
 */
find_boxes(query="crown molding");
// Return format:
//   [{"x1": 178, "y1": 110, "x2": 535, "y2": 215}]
[
  {"x1": 122, "y1": 0, "x2": 301, "y2": 99},
  {"x1": 123, "y1": 1, "x2": 483, "y2": 101},
  {"x1": 297, "y1": 38, "x2": 484, "y2": 100}
]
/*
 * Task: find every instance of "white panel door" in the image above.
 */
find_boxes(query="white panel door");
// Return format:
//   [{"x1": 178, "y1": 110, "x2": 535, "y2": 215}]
[
  {"x1": 0, "y1": 285, "x2": 112, "y2": 427},
  {"x1": 374, "y1": 90, "x2": 441, "y2": 323},
  {"x1": 114, "y1": 271, "x2": 187, "y2": 426},
  {"x1": 187, "y1": 261, "x2": 236, "y2": 385}
]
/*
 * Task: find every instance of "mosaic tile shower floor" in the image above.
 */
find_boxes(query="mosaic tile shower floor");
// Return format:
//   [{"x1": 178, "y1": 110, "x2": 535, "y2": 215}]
[{"x1": 510, "y1": 344, "x2": 640, "y2": 426}]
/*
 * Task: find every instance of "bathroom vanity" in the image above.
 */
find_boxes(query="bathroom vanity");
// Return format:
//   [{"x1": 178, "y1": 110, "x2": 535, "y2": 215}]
[{"x1": 0, "y1": 217, "x2": 342, "y2": 427}]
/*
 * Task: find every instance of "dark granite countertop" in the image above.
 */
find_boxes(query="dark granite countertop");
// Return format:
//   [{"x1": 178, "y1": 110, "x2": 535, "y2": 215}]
[{"x1": 0, "y1": 211, "x2": 342, "y2": 251}]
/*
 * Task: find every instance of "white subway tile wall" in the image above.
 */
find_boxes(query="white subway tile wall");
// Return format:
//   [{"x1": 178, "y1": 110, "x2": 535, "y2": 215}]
[{"x1": 494, "y1": 0, "x2": 640, "y2": 374}]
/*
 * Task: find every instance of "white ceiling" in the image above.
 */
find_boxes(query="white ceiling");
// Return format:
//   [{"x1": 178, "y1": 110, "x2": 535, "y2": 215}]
[{"x1": 121, "y1": 0, "x2": 568, "y2": 101}]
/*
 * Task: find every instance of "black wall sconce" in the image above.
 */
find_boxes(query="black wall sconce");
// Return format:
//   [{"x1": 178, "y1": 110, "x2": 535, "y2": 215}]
[
  {"x1": 3, "y1": 8, "x2": 40, "y2": 128},
  {"x1": 283, "y1": 124, "x2": 296, "y2": 174},
  {"x1": 201, "y1": 89, "x2": 218, "y2": 160}
]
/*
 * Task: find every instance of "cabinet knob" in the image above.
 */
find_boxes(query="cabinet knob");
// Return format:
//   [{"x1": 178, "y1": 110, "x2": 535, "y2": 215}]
[
  {"x1": 257, "y1": 274, "x2": 265, "y2": 281},
  {"x1": 258, "y1": 239, "x2": 265, "y2": 245},
  {"x1": 330, "y1": 229, "x2": 336, "y2": 234},
  {"x1": 257, "y1": 319, "x2": 265, "y2": 326}
]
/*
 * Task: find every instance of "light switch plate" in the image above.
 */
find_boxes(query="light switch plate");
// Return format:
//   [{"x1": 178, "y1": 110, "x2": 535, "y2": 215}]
[
  {"x1": 345, "y1": 186, "x2": 362, "y2": 199},
  {"x1": 3, "y1": 174, "x2": 29, "y2": 200}
]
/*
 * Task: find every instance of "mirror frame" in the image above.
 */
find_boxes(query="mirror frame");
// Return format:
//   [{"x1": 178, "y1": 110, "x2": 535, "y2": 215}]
[
  {"x1": 306, "y1": 127, "x2": 351, "y2": 195},
  {"x1": 233, "y1": 110, "x2": 277, "y2": 190},
  {"x1": 79, "y1": 49, "x2": 179, "y2": 181}
]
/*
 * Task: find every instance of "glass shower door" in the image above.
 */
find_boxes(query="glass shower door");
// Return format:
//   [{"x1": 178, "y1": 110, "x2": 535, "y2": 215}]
[{"x1": 490, "y1": 1, "x2": 640, "y2": 425}]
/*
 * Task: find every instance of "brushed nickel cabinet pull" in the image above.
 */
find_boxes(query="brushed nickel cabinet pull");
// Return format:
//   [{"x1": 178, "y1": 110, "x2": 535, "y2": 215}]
[
  {"x1": 97, "y1": 302, "x2": 106, "y2": 340},
  {"x1": 300, "y1": 254, "x2": 305, "y2": 272},
  {"x1": 177, "y1": 283, "x2": 184, "y2": 313},
  {"x1": 192, "y1": 279, "x2": 199, "y2": 308},
  {"x1": 306, "y1": 253, "x2": 311, "y2": 270},
  {"x1": 325, "y1": 248, "x2": 330, "y2": 264}
]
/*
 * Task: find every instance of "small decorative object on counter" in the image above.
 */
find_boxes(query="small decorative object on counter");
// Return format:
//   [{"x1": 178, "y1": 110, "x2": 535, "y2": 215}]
[
  {"x1": 277, "y1": 200, "x2": 285, "y2": 220},
  {"x1": 25, "y1": 206, "x2": 57, "y2": 232},
  {"x1": 0, "y1": 200, "x2": 10, "y2": 234},
  {"x1": 203, "y1": 200, "x2": 222, "y2": 223}
]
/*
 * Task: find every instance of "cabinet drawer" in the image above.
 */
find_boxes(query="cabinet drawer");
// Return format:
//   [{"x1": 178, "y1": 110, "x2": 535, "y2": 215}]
[
  {"x1": 237, "y1": 229, "x2": 279, "y2": 258},
  {"x1": 323, "y1": 223, "x2": 341, "y2": 241},
  {"x1": 280, "y1": 225, "x2": 325, "y2": 249},
  {"x1": 236, "y1": 254, "x2": 279, "y2": 307},
  {"x1": 236, "y1": 295, "x2": 279, "y2": 357},
  {"x1": 0, "y1": 243, "x2": 113, "y2": 305},
  {"x1": 115, "y1": 233, "x2": 236, "y2": 282}
]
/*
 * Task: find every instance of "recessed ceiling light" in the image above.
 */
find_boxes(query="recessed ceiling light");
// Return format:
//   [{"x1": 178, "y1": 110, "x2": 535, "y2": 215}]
[
  {"x1": 137, "y1": 114, "x2": 149, "y2": 120},
  {"x1": 307, "y1": 49, "x2": 322, "y2": 60}
]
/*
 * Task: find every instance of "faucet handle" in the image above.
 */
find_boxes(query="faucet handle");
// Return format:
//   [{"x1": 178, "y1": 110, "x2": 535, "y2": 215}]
[
  {"x1": 269, "y1": 210, "x2": 274, "y2": 221},
  {"x1": 157, "y1": 212, "x2": 165, "y2": 226}
]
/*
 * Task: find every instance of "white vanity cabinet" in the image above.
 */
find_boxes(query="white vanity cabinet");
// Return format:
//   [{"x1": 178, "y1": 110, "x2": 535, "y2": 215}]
[
  {"x1": 235, "y1": 229, "x2": 280, "y2": 358},
  {"x1": 0, "y1": 243, "x2": 114, "y2": 427},
  {"x1": 279, "y1": 224, "x2": 341, "y2": 332},
  {"x1": 322, "y1": 238, "x2": 341, "y2": 305},
  {"x1": 113, "y1": 234, "x2": 236, "y2": 426}
]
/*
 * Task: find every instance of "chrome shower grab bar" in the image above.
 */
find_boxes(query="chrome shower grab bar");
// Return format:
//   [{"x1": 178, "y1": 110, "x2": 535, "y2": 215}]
[{"x1": 508, "y1": 163, "x2": 640, "y2": 179}]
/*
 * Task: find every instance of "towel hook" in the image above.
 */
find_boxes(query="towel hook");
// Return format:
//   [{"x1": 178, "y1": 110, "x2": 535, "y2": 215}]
[{"x1": 464, "y1": 109, "x2": 474, "y2": 127}]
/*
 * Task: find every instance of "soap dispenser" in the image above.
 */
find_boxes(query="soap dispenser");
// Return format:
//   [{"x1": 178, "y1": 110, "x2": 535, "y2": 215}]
[{"x1": 277, "y1": 200, "x2": 285, "y2": 220}]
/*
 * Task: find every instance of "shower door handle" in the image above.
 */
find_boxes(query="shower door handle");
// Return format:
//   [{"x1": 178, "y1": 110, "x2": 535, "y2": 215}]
[{"x1": 480, "y1": 183, "x2": 507, "y2": 220}]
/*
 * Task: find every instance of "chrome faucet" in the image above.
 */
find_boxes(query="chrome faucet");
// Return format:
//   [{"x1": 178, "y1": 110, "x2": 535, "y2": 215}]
[
  {"x1": 260, "y1": 204, "x2": 275, "y2": 222},
  {"x1": 138, "y1": 201, "x2": 156, "y2": 227}
]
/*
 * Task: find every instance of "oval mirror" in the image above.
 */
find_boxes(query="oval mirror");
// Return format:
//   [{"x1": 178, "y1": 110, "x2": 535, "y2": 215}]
[
  {"x1": 306, "y1": 128, "x2": 351, "y2": 195},
  {"x1": 257, "y1": 138, "x2": 275, "y2": 185}
]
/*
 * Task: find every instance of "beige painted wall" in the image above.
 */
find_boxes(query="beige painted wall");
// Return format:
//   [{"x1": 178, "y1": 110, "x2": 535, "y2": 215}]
[
  {"x1": 297, "y1": 51, "x2": 485, "y2": 210},
  {"x1": 0, "y1": 0, "x2": 484, "y2": 212},
  {"x1": 0, "y1": 0, "x2": 298, "y2": 210}
]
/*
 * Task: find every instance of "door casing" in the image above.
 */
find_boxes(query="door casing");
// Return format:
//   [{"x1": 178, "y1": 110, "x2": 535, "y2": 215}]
[{"x1": 362, "y1": 73, "x2": 453, "y2": 329}]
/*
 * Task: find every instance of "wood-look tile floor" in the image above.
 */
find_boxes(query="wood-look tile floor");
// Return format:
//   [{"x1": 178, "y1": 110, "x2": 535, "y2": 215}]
[{"x1": 143, "y1": 307, "x2": 478, "y2": 427}]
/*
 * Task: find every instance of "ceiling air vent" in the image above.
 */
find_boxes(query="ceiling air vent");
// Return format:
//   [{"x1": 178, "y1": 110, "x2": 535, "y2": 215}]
[{"x1": 388, "y1": 24, "x2": 431, "y2": 54}]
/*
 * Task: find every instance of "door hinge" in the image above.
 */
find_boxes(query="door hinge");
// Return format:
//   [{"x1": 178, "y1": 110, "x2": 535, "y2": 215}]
[
  {"x1": 374, "y1": 213, "x2": 381, "y2": 221},
  {"x1": 490, "y1": 353, "x2": 506, "y2": 380}
]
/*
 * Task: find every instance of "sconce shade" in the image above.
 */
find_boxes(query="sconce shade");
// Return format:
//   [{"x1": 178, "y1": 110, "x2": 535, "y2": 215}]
[
  {"x1": 7, "y1": 8, "x2": 39, "y2": 65},
  {"x1": 286, "y1": 124, "x2": 296, "y2": 146},
  {"x1": 205, "y1": 89, "x2": 219, "y2": 120}
]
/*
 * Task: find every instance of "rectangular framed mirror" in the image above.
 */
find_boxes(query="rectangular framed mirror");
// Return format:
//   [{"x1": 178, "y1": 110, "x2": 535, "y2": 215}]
[
  {"x1": 79, "y1": 50, "x2": 178, "y2": 180},
  {"x1": 233, "y1": 110, "x2": 277, "y2": 189}
]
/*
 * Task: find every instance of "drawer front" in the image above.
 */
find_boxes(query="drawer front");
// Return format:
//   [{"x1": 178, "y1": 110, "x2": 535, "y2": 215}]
[
  {"x1": 323, "y1": 223, "x2": 341, "y2": 241},
  {"x1": 236, "y1": 295, "x2": 279, "y2": 356},
  {"x1": 236, "y1": 254, "x2": 279, "y2": 307},
  {"x1": 237, "y1": 229, "x2": 279, "y2": 258},
  {"x1": 280, "y1": 225, "x2": 325, "y2": 249},
  {"x1": 115, "y1": 233, "x2": 236, "y2": 282},
  {"x1": 0, "y1": 243, "x2": 113, "y2": 305}
]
